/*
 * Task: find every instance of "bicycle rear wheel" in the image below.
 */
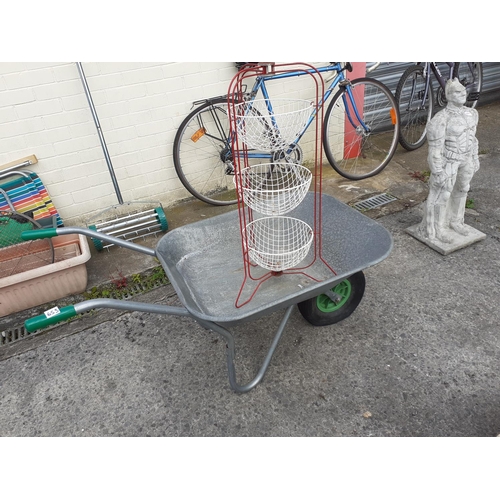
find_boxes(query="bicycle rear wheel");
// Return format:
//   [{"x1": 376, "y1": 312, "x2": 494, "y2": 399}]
[
  {"x1": 453, "y1": 62, "x2": 483, "y2": 108},
  {"x1": 395, "y1": 64, "x2": 434, "y2": 151},
  {"x1": 173, "y1": 97, "x2": 238, "y2": 206},
  {"x1": 173, "y1": 97, "x2": 303, "y2": 206},
  {"x1": 323, "y1": 77, "x2": 399, "y2": 180}
]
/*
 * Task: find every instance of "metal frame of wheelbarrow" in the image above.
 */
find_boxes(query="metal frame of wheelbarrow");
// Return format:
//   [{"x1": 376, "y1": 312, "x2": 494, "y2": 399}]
[{"x1": 22, "y1": 193, "x2": 393, "y2": 393}]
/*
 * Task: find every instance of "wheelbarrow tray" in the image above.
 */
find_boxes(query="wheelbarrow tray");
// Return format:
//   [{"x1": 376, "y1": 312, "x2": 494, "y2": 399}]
[
  {"x1": 22, "y1": 192, "x2": 393, "y2": 393},
  {"x1": 156, "y1": 192, "x2": 393, "y2": 325}
]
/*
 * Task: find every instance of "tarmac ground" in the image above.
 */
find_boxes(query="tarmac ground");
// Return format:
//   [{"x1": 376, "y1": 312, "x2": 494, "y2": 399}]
[{"x1": 0, "y1": 101, "x2": 499, "y2": 437}]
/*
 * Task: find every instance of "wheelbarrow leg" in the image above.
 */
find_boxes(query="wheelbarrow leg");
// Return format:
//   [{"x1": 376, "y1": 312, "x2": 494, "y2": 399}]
[
  {"x1": 25, "y1": 299, "x2": 294, "y2": 393},
  {"x1": 197, "y1": 305, "x2": 295, "y2": 393}
]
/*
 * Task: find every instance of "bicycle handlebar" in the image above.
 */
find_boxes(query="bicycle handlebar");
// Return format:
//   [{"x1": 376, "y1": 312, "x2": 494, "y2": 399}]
[
  {"x1": 367, "y1": 62, "x2": 381, "y2": 73},
  {"x1": 236, "y1": 61, "x2": 381, "y2": 75}
]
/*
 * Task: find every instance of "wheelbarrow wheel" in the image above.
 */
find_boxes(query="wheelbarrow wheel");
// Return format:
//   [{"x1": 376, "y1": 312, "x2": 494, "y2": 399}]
[{"x1": 298, "y1": 271, "x2": 366, "y2": 326}]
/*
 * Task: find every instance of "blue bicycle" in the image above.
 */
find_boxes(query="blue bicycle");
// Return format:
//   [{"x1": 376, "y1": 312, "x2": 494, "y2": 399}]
[{"x1": 173, "y1": 62, "x2": 400, "y2": 206}]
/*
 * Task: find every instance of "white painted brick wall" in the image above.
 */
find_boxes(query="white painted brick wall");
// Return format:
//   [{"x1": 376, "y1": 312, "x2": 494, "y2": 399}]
[{"x1": 0, "y1": 62, "x2": 331, "y2": 225}]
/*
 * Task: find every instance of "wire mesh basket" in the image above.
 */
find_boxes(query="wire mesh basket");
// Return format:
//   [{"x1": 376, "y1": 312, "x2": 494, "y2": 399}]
[
  {"x1": 237, "y1": 163, "x2": 312, "y2": 215},
  {"x1": 245, "y1": 216, "x2": 313, "y2": 272},
  {"x1": 235, "y1": 99, "x2": 314, "y2": 151}
]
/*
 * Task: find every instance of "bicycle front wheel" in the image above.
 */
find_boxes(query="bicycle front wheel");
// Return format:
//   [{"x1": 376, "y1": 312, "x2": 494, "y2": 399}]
[
  {"x1": 395, "y1": 64, "x2": 434, "y2": 151},
  {"x1": 453, "y1": 62, "x2": 483, "y2": 108},
  {"x1": 173, "y1": 97, "x2": 238, "y2": 206},
  {"x1": 323, "y1": 77, "x2": 399, "y2": 180}
]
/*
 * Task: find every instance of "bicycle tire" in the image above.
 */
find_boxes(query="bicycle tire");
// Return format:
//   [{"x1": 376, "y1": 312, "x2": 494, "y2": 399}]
[
  {"x1": 452, "y1": 62, "x2": 483, "y2": 108},
  {"x1": 323, "y1": 77, "x2": 400, "y2": 180},
  {"x1": 173, "y1": 97, "x2": 304, "y2": 206},
  {"x1": 173, "y1": 97, "x2": 238, "y2": 206},
  {"x1": 395, "y1": 64, "x2": 434, "y2": 151}
]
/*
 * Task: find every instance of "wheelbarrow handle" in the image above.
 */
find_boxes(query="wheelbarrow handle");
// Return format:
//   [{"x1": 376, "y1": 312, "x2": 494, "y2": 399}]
[
  {"x1": 21, "y1": 228, "x2": 58, "y2": 240},
  {"x1": 21, "y1": 226, "x2": 156, "y2": 256},
  {"x1": 25, "y1": 305, "x2": 77, "y2": 332},
  {"x1": 25, "y1": 299, "x2": 191, "y2": 333}
]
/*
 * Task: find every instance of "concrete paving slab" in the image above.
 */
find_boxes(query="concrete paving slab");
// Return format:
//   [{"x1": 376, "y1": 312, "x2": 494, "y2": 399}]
[{"x1": 406, "y1": 222, "x2": 487, "y2": 255}]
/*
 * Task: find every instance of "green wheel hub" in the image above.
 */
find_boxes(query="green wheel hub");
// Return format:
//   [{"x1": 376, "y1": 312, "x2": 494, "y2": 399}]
[
  {"x1": 316, "y1": 279, "x2": 352, "y2": 313},
  {"x1": 88, "y1": 225, "x2": 104, "y2": 252},
  {"x1": 155, "y1": 206, "x2": 168, "y2": 232}
]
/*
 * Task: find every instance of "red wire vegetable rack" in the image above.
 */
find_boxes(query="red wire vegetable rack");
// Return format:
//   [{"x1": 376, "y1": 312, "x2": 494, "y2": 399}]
[{"x1": 227, "y1": 62, "x2": 337, "y2": 308}]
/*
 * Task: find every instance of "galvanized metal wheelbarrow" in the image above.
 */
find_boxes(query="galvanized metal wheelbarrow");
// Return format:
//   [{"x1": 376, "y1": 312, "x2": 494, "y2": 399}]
[{"x1": 22, "y1": 193, "x2": 392, "y2": 393}]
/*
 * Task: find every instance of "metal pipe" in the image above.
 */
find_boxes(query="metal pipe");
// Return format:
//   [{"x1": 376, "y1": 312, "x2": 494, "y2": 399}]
[
  {"x1": 74, "y1": 298, "x2": 190, "y2": 318},
  {"x1": 53, "y1": 226, "x2": 157, "y2": 256},
  {"x1": 0, "y1": 171, "x2": 31, "y2": 181},
  {"x1": 197, "y1": 305, "x2": 295, "y2": 393},
  {"x1": 76, "y1": 62, "x2": 124, "y2": 205},
  {"x1": 0, "y1": 160, "x2": 33, "y2": 174}
]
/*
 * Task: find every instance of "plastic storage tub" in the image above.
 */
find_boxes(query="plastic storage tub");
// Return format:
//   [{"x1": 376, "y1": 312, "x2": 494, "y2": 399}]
[{"x1": 0, "y1": 234, "x2": 91, "y2": 317}]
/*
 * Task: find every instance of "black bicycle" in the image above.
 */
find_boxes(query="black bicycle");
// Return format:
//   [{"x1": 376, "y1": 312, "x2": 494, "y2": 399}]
[{"x1": 395, "y1": 62, "x2": 483, "y2": 151}]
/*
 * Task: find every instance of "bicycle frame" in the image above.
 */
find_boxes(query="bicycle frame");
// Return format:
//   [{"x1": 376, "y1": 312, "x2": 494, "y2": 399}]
[
  {"x1": 411, "y1": 62, "x2": 477, "y2": 108},
  {"x1": 174, "y1": 61, "x2": 399, "y2": 205},
  {"x1": 223, "y1": 62, "x2": 369, "y2": 162},
  {"x1": 427, "y1": 62, "x2": 455, "y2": 90}
]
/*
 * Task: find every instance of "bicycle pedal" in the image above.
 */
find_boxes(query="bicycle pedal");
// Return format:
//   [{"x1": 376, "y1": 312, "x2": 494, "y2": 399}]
[{"x1": 467, "y1": 92, "x2": 480, "y2": 101}]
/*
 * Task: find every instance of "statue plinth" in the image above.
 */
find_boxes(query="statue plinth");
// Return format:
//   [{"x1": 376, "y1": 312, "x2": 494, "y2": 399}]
[{"x1": 406, "y1": 222, "x2": 486, "y2": 255}]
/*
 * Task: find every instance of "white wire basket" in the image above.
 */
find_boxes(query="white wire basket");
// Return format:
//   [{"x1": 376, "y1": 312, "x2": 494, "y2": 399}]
[
  {"x1": 235, "y1": 99, "x2": 314, "y2": 151},
  {"x1": 245, "y1": 216, "x2": 313, "y2": 272},
  {"x1": 237, "y1": 163, "x2": 312, "y2": 215}
]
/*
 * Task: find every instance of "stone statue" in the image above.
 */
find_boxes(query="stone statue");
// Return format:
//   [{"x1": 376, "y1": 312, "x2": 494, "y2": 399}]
[{"x1": 407, "y1": 78, "x2": 485, "y2": 254}]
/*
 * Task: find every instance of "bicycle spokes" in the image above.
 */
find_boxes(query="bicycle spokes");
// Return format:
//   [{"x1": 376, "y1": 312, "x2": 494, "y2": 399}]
[
  {"x1": 324, "y1": 79, "x2": 399, "y2": 180},
  {"x1": 173, "y1": 99, "x2": 240, "y2": 205}
]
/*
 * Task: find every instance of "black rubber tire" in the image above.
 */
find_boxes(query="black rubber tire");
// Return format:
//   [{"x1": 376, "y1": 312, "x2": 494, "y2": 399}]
[
  {"x1": 173, "y1": 98, "x2": 238, "y2": 206},
  {"x1": 173, "y1": 97, "x2": 304, "y2": 206},
  {"x1": 395, "y1": 65, "x2": 434, "y2": 151},
  {"x1": 323, "y1": 77, "x2": 399, "y2": 180},
  {"x1": 297, "y1": 271, "x2": 366, "y2": 327},
  {"x1": 452, "y1": 62, "x2": 483, "y2": 109}
]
